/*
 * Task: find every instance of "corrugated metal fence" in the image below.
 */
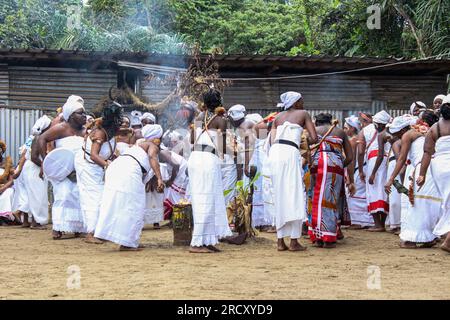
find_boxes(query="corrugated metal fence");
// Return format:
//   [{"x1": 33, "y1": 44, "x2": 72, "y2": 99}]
[{"x1": 0, "y1": 107, "x2": 43, "y2": 164}]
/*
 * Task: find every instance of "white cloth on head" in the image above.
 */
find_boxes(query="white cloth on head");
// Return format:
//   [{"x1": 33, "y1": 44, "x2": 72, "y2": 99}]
[
  {"x1": 279, "y1": 92, "x2": 302, "y2": 111},
  {"x1": 140, "y1": 112, "x2": 156, "y2": 124},
  {"x1": 372, "y1": 110, "x2": 392, "y2": 124},
  {"x1": 228, "y1": 104, "x2": 246, "y2": 121},
  {"x1": 94, "y1": 145, "x2": 152, "y2": 248},
  {"x1": 434, "y1": 95, "x2": 446, "y2": 103},
  {"x1": 142, "y1": 124, "x2": 163, "y2": 140},
  {"x1": 387, "y1": 115, "x2": 412, "y2": 134},
  {"x1": 62, "y1": 95, "x2": 84, "y2": 121},
  {"x1": 430, "y1": 136, "x2": 450, "y2": 236},
  {"x1": 345, "y1": 115, "x2": 361, "y2": 131},
  {"x1": 245, "y1": 113, "x2": 263, "y2": 125},
  {"x1": 409, "y1": 101, "x2": 426, "y2": 114},
  {"x1": 32, "y1": 115, "x2": 51, "y2": 135},
  {"x1": 266, "y1": 121, "x2": 306, "y2": 235},
  {"x1": 130, "y1": 110, "x2": 142, "y2": 126}
]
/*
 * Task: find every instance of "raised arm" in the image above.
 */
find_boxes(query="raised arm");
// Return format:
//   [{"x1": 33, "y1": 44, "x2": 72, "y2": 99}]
[
  {"x1": 159, "y1": 150, "x2": 179, "y2": 187},
  {"x1": 88, "y1": 129, "x2": 109, "y2": 169},
  {"x1": 385, "y1": 131, "x2": 414, "y2": 194},
  {"x1": 12, "y1": 149, "x2": 27, "y2": 179}
]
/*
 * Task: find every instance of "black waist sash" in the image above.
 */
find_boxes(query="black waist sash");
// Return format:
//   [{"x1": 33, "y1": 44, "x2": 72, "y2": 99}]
[
  {"x1": 193, "y1": 144, "x2": 217, "y2": 155},
  {"x1": 274, "y1": 139, "x2": 299, "y2": 150}
]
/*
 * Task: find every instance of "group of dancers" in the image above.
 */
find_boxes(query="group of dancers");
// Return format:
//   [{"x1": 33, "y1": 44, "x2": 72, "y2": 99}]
[{"x1": 1, "y1": 90, "x2": 450, "y2": 254}]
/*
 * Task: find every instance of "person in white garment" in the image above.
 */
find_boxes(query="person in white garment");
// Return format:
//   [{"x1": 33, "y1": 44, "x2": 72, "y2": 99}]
[
  {"x1": 385, "y1": 138, "x2": 402, "y2": 233},
  {"x1": 358, "y1": 110, "x2": 392, "y2": 232},
  {"x1": 141, "y1": 125, "x2": 166, "y2": 229},
  {"x1": 18, "y1": 115, "x2": 52, "y2": 229},
  {"x1": 344, "y1": 115, "x2": 374, "y2": 229},
  {"x1": 267, "y1": 91, "x2": 317, "y2": 252},
  {"x1": 140, "y1": 112, "x2": 156, "y2": 126},
  {"x1": 410, "y1": 101, "x2": 426, "y2": 117},
  {"x1": 432, "y1": 94, "x2": 446, "y2": 111},
  {"x1": 417, "y1": 97, "x2": 450, "y2": 253},
  {"x1": 385, "y1": 111, "x2": 442, "y2": 249},
  {"x1": 188, "y1": 89, "x2": 233, "y2": 253},
  {"x1": 0, "y1": 140, "x2": 16, "y2": 224},
  {"x1": 37, "y1": 95, "x2": 87, "y2": 239},
  {"x1": 94, "y1": 124, "x2": 164, "y2": 251},
  {"x1": 11, "y1": 139, "x2": 32, "y2": 226},
  {"x1": 74, "y1": 102, "x2": 123, "y2": 244}
]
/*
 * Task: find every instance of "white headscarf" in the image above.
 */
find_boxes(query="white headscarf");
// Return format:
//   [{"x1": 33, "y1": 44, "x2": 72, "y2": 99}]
[
  {"x1": 142, "y1": 124, "x2": 163, "y2": 140},
  {"x1": 31, "y1": 115, "x2": 51, "y2": 135},
  {"x1": 279, "y1": 91, "x2": 302, "y2": 110},
  {"x1": 62, "y1": 95, "x2": 84, "y2": 121},
  {"x1": 442, "y1": 94, "x2": 450, "y2": 105},
  {"x1": 130, "y1": 110, "x2": 143, "y2": 126},
  {"x1": 373, "y1": 110, "x2": 392, "y2": 124},
  {"x1": 140, "y1": 112, "x2": 156, "y2": 124},
  {"x1": 344, "y1": 115, "x2": 361, "y2": 131},
  {"x1": 228, "y1": 104, "x2": 246, "y2": 121},
  {"x1": 434, "y1": 94, "x2": 446, "y2": 103},
  {"x1": 409, "y1": 101, "x2": 426, "y2": 114},
  {"x1": 387, "y1": 115, "x2": 412, "y2": 134},
  {"x1": 245, "y1": 113, "x2": 263, "y2": 124}
]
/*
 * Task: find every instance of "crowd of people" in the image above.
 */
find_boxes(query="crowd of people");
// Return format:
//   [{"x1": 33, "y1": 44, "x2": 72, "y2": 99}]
[{"x1": 1, "y1": 89, "x2": 450, "y2": 254}]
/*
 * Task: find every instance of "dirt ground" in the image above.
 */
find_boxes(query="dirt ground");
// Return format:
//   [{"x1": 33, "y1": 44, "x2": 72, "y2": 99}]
[{"x1": 0, "y1": 224, "x2": 449, "y2": 300}]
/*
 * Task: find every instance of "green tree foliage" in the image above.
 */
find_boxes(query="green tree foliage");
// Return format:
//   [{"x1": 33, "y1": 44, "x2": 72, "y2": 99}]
[{"x1": 0, "y1": 0, "x2": 448, "y2": 58}]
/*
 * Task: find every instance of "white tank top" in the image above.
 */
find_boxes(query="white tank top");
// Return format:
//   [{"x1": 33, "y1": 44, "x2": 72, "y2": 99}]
[
  {"x1": 435, "y1": 136, "x2": 450, "y2": 156},
  {"x1": 275, "y1": 121, "x2": 303, "y2": 146},
  {"x1": 84, "y1": 136, "x2": 116, "y2": 160},
  {"x1": 55, "y1": 136, "x2": 84, "y2": 153},
  {"x1": 408, "y1": 136, "x2": 425, "y2": 167}
]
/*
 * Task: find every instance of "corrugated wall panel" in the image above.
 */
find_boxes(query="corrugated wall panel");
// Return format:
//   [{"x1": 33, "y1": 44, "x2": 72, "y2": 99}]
[
  {"x1": 0, "y1": 64, "x2": 8, "y2": 106},
  {"x1": 0, "y1": 107, "x2": 43, "y2": 164},
  {"x1": 371, "y1": 75, "x2": 447, "y2": 109},
  {"x1": 8, "y1": 66, "x2": 117, "y2": 111}
]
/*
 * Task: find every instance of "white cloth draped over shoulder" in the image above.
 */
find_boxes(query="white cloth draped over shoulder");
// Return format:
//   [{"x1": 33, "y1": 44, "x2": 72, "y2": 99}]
[
  {"x1": 74, "y1": 136, "x2": 116, "y2": 234},
  {"x1": 262, "y1": 132, "x2": 276, "y2": 226},
  {"x1": 187, "y1": 127, "x2": 232, "y2": 247},
  {"x1": 400, "y1": 136, "x2": 442, "y2": 243},
  {"x1": 266, "y1": 121, "x2": 306, "y2": 236},
  {"x1": 430, "y1": 135, "x2": 450, "y2": 236},
  {"x1": 94, "y1": 145, "x2": 153, "y2": 248},
  {"x1": 51, "y1": 136, "x2": 85, "y2": 233}
]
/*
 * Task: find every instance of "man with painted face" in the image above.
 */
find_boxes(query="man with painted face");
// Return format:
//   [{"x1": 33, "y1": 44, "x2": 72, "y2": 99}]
[
  {"x1": 37, "y1": 95, "x2": 87, "y2": 240},
  {"x1": 357, "y1": 110, "x2": 392, "y2": 232}
]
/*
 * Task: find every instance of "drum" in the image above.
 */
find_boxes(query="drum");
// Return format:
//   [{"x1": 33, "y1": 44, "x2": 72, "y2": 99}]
[
  {"x1": 43, "y1": 148, "x2": 75, "y2": 183},
  {"x1": 172, "y1": 202, "x2": 193, "y2": 246}
]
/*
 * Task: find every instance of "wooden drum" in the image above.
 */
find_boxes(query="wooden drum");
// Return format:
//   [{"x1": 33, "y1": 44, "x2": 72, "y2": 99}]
[{"x1": 172, "y1": 203, "x2": 194, "y2": 246}]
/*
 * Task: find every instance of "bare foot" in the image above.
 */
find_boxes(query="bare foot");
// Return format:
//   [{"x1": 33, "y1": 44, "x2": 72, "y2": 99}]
[
  {"x1": 30, "y1": 224, "x2": 47, "y2": 230},
  {"x1": 314, "y1": 240, "x2": 324, "y2": 248},
  {"x1": 153, "y1": 223, "x2": 161, "y2": 230},
  {"x1": 387, "y1": 227, "x2": 401, "y2": 233},
  {"x1": 289, "y1": 239, "x2": 307, "y2": 252},
  {"x1": 266, "y1": 226, "x2": 277, "y2": 233},
  {"x1": 440, "y1": 242, "x2": 450, "y2": 253},
  {"x1": 277, "y1": 239, "x2": 288, "y2": 251},
  {"x1": 206, "y1": 245, "x2": 221, "y2": 252},
  {"x1": 367, "y1": 227, "x2": 386, "y2": 232},
  {"x1": 21, "y1": 222, "x2": 30, "y2": 228},
  {"x1": 52, "y1": 231, "x2": 63, "y2": 240},
  {"x1": 420, "y1": 240, "x2": 437, "y2": 248},
  {"x1": 337, "y1": 228, "x2": 344, "y2": 240},
  {"x1": 399, "y1": 241, "x2": 418, "y2": 249},
  {"x1": 85, "y1": 234, "x2": 104, "y2": 244},
  {"x1": 348, "y1": 224, "x2": 363, "y2": 230},
  {"x1": 189, "y1": 246, "x2": 213, "y2": 253},
  {"x1": 323, "y1": 242, "x2": 337, "y2": 249},
  {"x1": 119, "y1": 245, "x2": 142, "y2": 251}
]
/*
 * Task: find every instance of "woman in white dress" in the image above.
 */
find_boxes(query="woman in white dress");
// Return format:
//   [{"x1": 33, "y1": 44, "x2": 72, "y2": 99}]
[
  {"x1": 94, "y1": 124, "x2": 164, "y2": 251},
  {"x1": 386, "y1": 111, "x2": 442, "y2": 248},
  {"x1": 74, "y1": 103, "x2": 122, "y2": 244},
  {"x1": 417, "y1": 98, "x2": 450, "y2": 253},
  {"x1": 37, "y1": 95, "x2": 87, "y2": 239},
  {"x1": 188, "y1": 89, "x2": 232, "y2": 253},
  {"x1": 267, "y1": 91, "x2": 317, "y2": 252}
]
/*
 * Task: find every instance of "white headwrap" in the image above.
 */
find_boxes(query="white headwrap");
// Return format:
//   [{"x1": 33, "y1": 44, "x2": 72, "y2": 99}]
[
  {"x1": 387, "y1": 115, "x2": 412, "y2": 134},
  {"x1": 140, "y1": 112, "x2": 156, "y2": 124},
  {"x1": 130, "y1": 110, "x2": 142, "y2": 126},
  {"x1": 344, "y1": 115, "x2": 361, "y2": 131},
  {"x1": 279, "y1": 91, "x2": 302, "y2": 110},
  {"x1": 373, "y1": 110, "x2": 392, "y2": 124},
  {"x1": 409, "y1": 101, "x2": 426, "y2": 114},
  {"x1": 142, "y1": 124, "x2": 163, "y2": 141},
  {"x1": 245, "y1": 113, "x2": 263, "y2": 124},
  {"x1": 228, "y1": 104, "x2": 246, "y2": 121},
  {"x1": 62, "y1": 95, "x2": 84, "y2": 121},
  {"x1": 31, "y1": 115, "x2": 51, "y2": 135},
  {"x1": 442, "y1": 94, "x2": 450, "y2": 105},
  {"x1": 434, "y1": 94, "x2": 446, "y2": 103}
]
